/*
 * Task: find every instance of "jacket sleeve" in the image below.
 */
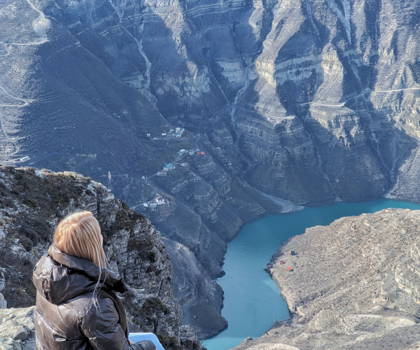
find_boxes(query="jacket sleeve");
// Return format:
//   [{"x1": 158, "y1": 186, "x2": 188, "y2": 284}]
[{"x1": 80, "y1": 296, "x2": 134, "y2": 350}]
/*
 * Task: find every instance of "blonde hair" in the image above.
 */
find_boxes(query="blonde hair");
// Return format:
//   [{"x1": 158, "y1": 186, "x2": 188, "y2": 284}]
[{"x1": 53, "y1": 211, "x2": 107, "y2": 268}]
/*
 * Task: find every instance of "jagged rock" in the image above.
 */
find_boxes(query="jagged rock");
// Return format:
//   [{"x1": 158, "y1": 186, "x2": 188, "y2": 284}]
[
  {"x1": 0, "y1": 165, "x2": 201, "y2": 350},
  {"x1": 0, "y1": 0, "x2": 419, "y2": 336},
  {"x1": 234, "y1": 209, "x2": 420, "y2": 350},
  {"x1": 0, "y1": 307, "x2": 35, "y2": 350}
]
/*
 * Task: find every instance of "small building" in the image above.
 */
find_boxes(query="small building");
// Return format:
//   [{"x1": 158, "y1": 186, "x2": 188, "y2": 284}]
[
  {"x1": 155, "y1": 197, "x2": 166, "y2": 205},
  {"x1": 174, "y1": 127, "x2": 184, "y2": 137},
  {"x1": 163, "y1": 163, "x2": 175, "y2": 171}
]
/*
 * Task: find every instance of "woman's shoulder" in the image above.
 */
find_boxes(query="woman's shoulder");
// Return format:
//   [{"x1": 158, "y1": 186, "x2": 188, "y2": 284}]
[{"x1": 33, "y1": 253, "x2": 106, "y2": 305}]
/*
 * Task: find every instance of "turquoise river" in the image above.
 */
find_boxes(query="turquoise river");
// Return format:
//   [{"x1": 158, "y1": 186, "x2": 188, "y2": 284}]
[{"x1": 203, "y1": 199, "x2": 420, "y2": 350}]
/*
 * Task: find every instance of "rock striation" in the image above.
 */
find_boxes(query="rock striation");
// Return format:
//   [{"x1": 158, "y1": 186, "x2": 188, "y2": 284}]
[
  {"x1": 0, "y1": 0, "x2": 419, "y2": 336},
  {"x1": 234, "y1": 209, "x2": 420, "y2": 350},
  {"x1": 0, "y1": 165, "x2": 201, "y2": 350}
]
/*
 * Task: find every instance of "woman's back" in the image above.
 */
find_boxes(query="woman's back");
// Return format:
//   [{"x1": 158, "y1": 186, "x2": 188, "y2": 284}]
[
  {"x1": 33, "y1": 211, "x2": 157, "y2": 350},
  {"x1": 32, "y1": 245, "x2": 133, "y2": 350}
]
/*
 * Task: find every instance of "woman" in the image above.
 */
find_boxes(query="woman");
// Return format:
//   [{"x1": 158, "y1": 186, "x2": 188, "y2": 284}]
[{"x1": 32, "y1": 210, "x2": 158, "y2": 350}]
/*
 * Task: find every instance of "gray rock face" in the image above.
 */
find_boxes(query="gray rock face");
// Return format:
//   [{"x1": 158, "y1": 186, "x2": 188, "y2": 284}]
[
  {"x1": 0, "y1": 165, "x2": 201, "y2": 350},
  {"x1": 0, "y1": 307, "x2": 35, "y2": 350},
  {"x1": 0, "y1": 0, "x2": 419, "y2": 337},
  {"x1": 234, "y1": 209, "x2": 420, "y2": 350},
  {"x1": 0, "y1": 307, "x2": 202, "y2": 350}
]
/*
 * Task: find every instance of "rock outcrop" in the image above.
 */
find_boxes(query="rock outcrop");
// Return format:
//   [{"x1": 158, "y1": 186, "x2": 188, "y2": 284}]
[
  {"x1": 1, "y1": 0, "x2": 419, "y2": 336},
  {"x1": 0, "y1": 307, "x2": 35, "y2": 350},
  {"x1": 0, "y1": 165, "x2": 201, "y2": 350},
  {"x1": 234, "y1": 209, "x2": 420, "y2": 350}
]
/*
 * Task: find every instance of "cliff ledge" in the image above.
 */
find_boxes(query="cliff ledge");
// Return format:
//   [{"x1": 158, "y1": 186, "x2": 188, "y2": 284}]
[{"x1": 0, "y1": 165, "x2": 201, "y2": 350}]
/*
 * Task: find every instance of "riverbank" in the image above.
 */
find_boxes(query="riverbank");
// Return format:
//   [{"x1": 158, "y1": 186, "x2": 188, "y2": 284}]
[
  {"x1": 204, "y1": 200, "x2": 420, "y2": 350},
  {"x1": 234, "y1": 208, "x2": 420, "y2": 350}
]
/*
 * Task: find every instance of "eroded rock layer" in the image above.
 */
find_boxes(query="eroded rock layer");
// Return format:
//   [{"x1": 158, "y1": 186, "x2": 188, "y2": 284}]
[
  {"x1": 235, "y1": 209, "x2": 420, "y2": 350},
  {"x1": 0, "y1": 165, "x2": 201, "y2": 350}
]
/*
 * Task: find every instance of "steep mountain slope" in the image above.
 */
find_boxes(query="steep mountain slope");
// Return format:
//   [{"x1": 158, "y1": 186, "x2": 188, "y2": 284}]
[
  {"x1": 0, "y1": 0, "x2": 418, "y2": 336},
  {"x1": 0, "y1": 165, "x2": 200, "y2": 350},
  {"x1": 235, "y1": 209, "x2": 420, "y2": 350}
]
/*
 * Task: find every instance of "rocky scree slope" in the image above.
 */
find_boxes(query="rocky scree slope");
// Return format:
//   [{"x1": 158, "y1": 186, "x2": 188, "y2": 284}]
[
  {"x1": 0, "y1": 165, "x2": 201, "y2": 350},
  {"x1": 0, "y1": 0, "x2": 419, "y2": 336},
  {"x1": 235, "y1": 209, "x2": 420, "y2": 350}
]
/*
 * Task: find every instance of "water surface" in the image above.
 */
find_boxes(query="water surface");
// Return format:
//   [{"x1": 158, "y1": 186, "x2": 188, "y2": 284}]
[{"x1": 203, "y1": 199, "x2": 420, "y2": 350}]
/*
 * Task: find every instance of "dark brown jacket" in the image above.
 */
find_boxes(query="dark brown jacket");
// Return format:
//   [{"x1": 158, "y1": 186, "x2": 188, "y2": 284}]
[{"x1": 32, "y1": 245, "x2": 147, "y2": 350}]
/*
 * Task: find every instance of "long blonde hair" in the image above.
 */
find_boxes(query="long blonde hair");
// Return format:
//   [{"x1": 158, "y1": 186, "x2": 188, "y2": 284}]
[{"x1": 53, "y1": 211, "x2": 107, "y2": 268}]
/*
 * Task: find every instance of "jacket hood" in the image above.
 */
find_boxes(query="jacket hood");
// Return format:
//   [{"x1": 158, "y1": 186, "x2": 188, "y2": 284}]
[{"x1": 32, "y1": 245, "x2": 126, "y2": 305}]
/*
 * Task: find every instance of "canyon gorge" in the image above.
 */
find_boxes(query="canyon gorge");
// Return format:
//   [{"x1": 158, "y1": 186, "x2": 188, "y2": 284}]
[{"x1": 0, "y1": 0, "x2": 419, "y2": 341}]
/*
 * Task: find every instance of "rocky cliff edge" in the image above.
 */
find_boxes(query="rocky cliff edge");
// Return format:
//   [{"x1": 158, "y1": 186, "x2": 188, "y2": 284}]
[{"x1": 0, "y1": 165, "x2": 201, "y2": 350}]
